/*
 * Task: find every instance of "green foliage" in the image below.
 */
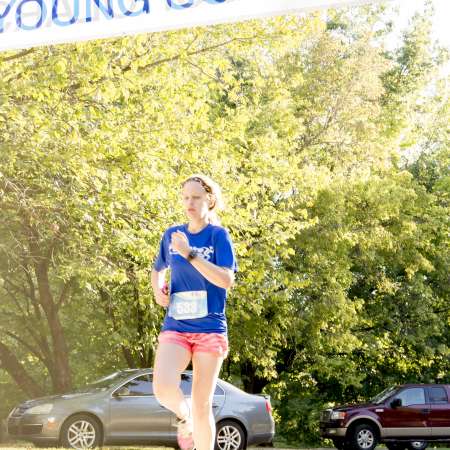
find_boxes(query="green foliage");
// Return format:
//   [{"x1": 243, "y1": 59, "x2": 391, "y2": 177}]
[{"x1": 0, "y1": 3, "x2": 448, "y2": 445}]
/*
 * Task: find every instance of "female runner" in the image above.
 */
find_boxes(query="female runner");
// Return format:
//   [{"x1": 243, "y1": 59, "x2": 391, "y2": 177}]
[{"x1": 151, "y1": 174, "x2": 237, "y2": 450}]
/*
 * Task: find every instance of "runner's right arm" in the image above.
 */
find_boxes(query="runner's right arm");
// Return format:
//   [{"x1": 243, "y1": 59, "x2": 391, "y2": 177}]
[{"x1": 151, "y1": 268, "x2": 169, "y2": 307}]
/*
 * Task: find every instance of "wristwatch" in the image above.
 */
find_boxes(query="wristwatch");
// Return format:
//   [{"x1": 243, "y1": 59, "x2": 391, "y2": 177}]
[{"x1": 187, "y1": 248, "x2": 198, "y2": 262}]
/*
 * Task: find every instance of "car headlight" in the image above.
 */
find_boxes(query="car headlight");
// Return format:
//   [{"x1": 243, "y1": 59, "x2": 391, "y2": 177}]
[
  {"x1": 27, "y1": 403, "x2": 54, "y2": 414},
  {"x1": 330, "y1": 411, "x2": 347, "y2": 420}
]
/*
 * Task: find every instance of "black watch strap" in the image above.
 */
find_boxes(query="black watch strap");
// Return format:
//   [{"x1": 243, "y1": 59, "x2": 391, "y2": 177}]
[{"x1": 187, "y1": 248, "x2": 198, "y2": 261}]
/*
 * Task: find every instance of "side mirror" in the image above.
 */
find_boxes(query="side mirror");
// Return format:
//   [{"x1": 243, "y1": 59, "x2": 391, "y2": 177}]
[
  {"x1": 114, "y1": 386, "x2": 130, "y2": 397},
  {"x1": 390, "y1": 398, "x2": 402, "y2": 409}
]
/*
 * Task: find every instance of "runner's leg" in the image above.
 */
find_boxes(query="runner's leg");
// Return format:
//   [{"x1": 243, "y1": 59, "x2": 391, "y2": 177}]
[
  {"x1": 153, "y1": 342, "x2": 192, "y2": 419},
  {"x1": 191, "y1": 351, "x2": 224, "y2": 450}
]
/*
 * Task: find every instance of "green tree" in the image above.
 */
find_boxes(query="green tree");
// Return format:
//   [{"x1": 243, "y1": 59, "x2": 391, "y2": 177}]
[{"x1": 0, "y1": 4, "x2": 448, "y2": 446}]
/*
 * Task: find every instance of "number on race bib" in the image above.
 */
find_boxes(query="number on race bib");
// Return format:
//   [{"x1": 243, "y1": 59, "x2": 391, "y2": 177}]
[
  {"x1": 169, "y1": 290, "x2": 208, "y2": 320},
  {"x1": 176, "y1": 302, "x2": 198, "y2": 315}
]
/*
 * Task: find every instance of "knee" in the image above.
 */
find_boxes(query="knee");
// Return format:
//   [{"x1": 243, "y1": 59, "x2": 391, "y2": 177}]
[{"x1": 153, "y1": 376, "x2": 177, "y2": 401}]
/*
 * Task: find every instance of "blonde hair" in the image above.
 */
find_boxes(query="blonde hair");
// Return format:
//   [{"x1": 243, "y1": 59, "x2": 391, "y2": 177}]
[{"x1": 182, "y1": 174, "x2": 224, "y2": 225}]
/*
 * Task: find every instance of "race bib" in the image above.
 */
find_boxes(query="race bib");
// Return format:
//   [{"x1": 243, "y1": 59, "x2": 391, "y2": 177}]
[{"x1": 168, "y1": 290, "x2": 208, "y2": 320}]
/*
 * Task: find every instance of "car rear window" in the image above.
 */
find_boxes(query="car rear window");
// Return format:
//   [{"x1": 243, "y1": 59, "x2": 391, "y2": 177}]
[
  {"x1": 124, "y1": 374, "x2": 153, "y2": 396},
  {"x1": 429, "y1": 387, "x2": 448, "y2": 403}
]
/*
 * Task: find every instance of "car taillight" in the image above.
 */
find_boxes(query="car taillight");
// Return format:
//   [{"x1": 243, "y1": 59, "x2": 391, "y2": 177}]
[{"x1": 265, "y1": 399, "x2": 272, "y2": 414}]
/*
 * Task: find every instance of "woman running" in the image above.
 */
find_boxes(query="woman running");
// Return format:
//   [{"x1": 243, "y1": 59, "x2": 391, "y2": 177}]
[{"x1": 151, "y1": 174, "x2": 237, "y2": 450}]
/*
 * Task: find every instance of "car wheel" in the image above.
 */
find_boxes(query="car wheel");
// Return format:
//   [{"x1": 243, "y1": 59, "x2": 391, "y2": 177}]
[
  {"x1": 386, "y1": 443, "x2": 406, "y2": 450},
  {"x1": 349, "y1": 423, "x2": 377, "y2": 450},
  {"x1": 215, "y1": 420, "x2": 246, "y2": 450},
  {"x1": 60, "y1": 414, "x2": 102, "y2": 449},
  {"x1": 407, "y1": 442, "x2": 428, "y2": 450}
]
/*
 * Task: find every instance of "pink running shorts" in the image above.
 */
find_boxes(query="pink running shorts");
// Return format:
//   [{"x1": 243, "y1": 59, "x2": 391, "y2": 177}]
[{"x1": 158, "y1": 331, "x2": 229, "y2": 357}]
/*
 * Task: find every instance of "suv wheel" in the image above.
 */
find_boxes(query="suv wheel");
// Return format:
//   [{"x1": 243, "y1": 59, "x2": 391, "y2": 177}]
[
  {"x1": 407, "y1": 442, "x2": 427, "y2": 450},
  {"x1": 387, "y1": 442, "x2": 428, "y2": 450},
  {"x1": 60, "y1": 414, "x2": 102, "y2": 449},
  {"x1": 349, "y1": 423, "x2": 377, "y2": 450},
  {"x1": 215, "y1": 420, "x2": 245, "y2": 450}
]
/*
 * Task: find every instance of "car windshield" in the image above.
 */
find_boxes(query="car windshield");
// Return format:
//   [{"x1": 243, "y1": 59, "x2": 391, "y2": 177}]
[
  {"x1": 71, "y1": 371, "x2": 139, "y2": 393},
  {"x1": 370, "y1": 386, "x2": 398, "y2": 404}
]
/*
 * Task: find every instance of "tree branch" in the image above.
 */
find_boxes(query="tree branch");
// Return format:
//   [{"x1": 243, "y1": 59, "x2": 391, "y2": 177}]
[
  {"x1": 4, "y1": 283, "x2": 29, "y2": 319},
  {"x1": 56, "y1": 277, "x2": 75, "y2": 311},
  {"x1": 0, "y1": 340, "x2": 44, "y2": 398},
  {"x1": 138, "y1": 35, "x2": 256, "y2": 73},
  {"x1": 4, "y1": 331, "x2": 46, "y2": 364},
  {"x1": 187, "y1": 59, "x2": 222, "y2": 82},
  {"x1": 68, "y1": 35, "x2": 256, "y2": 93},
  {"x1": 0, "y1": 48, "x2": 36, "y2": 63}
]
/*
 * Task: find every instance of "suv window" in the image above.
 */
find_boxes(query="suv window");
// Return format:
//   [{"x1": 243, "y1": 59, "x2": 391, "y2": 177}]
[
  {"x1": 429, "y1": 387, "x2": 448, "y2": 403},
  {"x1": 396, "y1": 388, "x2": 426, "y2": 406},
  {"x1": 122, "y1": 374, "x2": 153, "y2": 396}
]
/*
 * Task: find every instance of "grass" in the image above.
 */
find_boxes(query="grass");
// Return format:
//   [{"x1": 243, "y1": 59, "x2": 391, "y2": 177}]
[
  {"x1": 1, "y1": 442, "x2": 449, "y2": 450},
  {"x1": 0, "y1": 443, "x2": 450, "y2": 450},
  {"x1": 0, "y1": 437, "x2": 326, "y2": 449},
  {"x1": 0, "y1": 443, "x2": 312, "y2": 450},
  {"x1": 2, "y1": 446, "x2": 449, "y2": 450},
  {"x1": 0, "y1": 444, "x2": 331, "y2": 450},
  {"x1": 0, "y1": 447, "x2": 328, "y2": 450}
]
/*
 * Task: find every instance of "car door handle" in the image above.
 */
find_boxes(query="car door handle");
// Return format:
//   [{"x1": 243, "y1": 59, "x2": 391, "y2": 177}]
[
  {"x1": 421, "y1": 409, "x2": 430, "y2": 413},
  {"x1": 212, "y1": 404, "x2": 219, "y2": 409}
]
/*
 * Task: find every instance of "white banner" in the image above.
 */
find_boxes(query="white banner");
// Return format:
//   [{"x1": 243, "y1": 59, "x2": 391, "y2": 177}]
[{"x1": 0, "y1": 0, "x2": 382, "y2": 52}]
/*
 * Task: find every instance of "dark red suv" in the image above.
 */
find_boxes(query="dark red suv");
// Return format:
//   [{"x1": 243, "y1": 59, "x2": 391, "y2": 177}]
[{"x1": 320, "y1": 384, "x2": 450, "y2": 450}]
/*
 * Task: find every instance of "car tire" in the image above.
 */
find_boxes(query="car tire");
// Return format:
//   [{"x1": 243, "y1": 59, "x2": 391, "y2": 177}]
[
  {"x1": 215, "y1": 420, "x2": 246, "y2": 450},
  {"x1": 60, "y1": 414, "x2": 102, "y2": 449},
  {"x1": 386, "y1": 443, "x2": 406, "y2": 450},
  {"x1": 386, "y1": 442, "x2": 428, "y2": 450},
  {"x1": 407, "y1": 442, "x2": 428, "y2": 450},
  {"x1": 348, "y1": 423, "x2": 378, "y2": 450}
]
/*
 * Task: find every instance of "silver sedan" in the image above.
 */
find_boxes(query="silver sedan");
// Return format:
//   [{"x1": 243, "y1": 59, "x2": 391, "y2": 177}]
[{"x1": 7, "y1": 368, "x2": 275, "y2": 449}]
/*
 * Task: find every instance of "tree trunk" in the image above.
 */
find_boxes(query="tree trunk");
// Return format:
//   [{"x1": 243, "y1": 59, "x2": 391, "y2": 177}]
[
  {"x1": 34, "y1": 259, "x2": 72, "y2": 393},
  {"x1": 0, "y1": 341, "x2": 44, "y2": 398}
]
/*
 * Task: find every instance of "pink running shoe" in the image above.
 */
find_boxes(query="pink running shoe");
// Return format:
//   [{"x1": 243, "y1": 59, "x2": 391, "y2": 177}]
[{"x1": 175, "y1": 417, "x2": 194, "y2": 450}]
